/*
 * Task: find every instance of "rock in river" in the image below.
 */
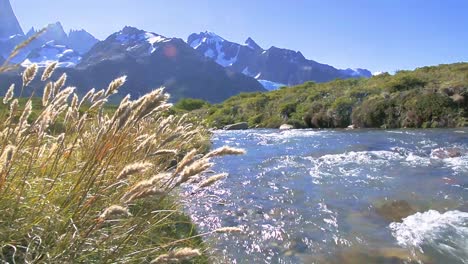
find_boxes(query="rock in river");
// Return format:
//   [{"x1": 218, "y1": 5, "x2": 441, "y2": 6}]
[
  {"x1": 279, "y1": 124, "x2": 294, "y2": 130},
  {"x1": 223, "y1": 122, "x2": 249, "y2": 130},
  {"x1": 375, "y1": 200, "x2": 416, "y2": 222}
]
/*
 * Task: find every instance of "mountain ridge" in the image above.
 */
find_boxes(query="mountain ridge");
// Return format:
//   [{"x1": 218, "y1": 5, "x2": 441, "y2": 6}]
[{"x1": 188, "y1": 31, "x2": 372, "y2": 87}]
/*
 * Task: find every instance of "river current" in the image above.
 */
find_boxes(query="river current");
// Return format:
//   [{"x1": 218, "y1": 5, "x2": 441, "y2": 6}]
[{"x1": 185, "y1": 128, "x2": 468, "y2": 263}]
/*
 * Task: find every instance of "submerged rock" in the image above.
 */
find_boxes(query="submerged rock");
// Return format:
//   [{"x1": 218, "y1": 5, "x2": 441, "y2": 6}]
[
  {"x1": 223, "y1": 122, "x2": 248, "y2": 130},
  {"x1": 375, "y1": 200, "x2": 416, "y2": 222},
  {"x1": 279, "y1": 124, "x2": 294, "y2": 130},
  {"x1": 305, "y1": 247, "x2": 424, "y2": 264}
]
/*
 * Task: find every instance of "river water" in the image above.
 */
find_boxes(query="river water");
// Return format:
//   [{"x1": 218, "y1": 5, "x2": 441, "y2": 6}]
[{"x1": 185, "y1": 129, "x2": 468, "y2": 263}]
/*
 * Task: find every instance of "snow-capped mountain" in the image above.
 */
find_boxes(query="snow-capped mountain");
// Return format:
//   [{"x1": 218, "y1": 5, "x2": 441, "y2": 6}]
[
  {"x1": 70, "y1": 26, "x2": 265, "y2": 102},
  {"x1": 188, "y1": 32, "x2": 372, "y2": 88},
  {"x1": 0, "y1": 0, "x2": 99, "y2": 67},
  {"x1": 22, "y1": 41, "x2": 81, "y2": 68}
]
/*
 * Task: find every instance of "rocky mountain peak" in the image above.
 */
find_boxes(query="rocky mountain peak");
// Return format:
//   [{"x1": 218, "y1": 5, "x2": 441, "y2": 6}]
[
  {"x1": 245, "y1": 37, "x2": 262, "y2": 51},
  {"x1": 0, "y1": 0, "x2": 24, "y2": 39}
]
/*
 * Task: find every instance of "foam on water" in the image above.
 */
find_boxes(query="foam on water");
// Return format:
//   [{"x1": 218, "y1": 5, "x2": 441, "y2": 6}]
[{"x1": 390, "y1": 210, "x2": 468, "y2": 263}]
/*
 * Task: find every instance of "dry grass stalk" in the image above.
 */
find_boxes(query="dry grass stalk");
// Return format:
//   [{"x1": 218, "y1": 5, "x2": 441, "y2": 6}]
[
  {"x1": 117, "y1": 162, "x2": 153, "y2": 180},
  {"x1": 150, "y1": 248, "x2": 201, "y2": 264}
]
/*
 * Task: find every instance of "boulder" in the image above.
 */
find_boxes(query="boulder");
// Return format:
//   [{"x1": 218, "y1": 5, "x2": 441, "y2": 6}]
[
  {"x1": 375, "y1": 200, "x2": 416, "y2": 222},
  {"x1": 279, "y1": 124, "x2": 294, "y2": 130},
  {"x1": 223, "y1": 122, "x2": 248, "y2": 130},
  {"x1": 431, "y1": 148, "x2": 462, "y2": 159}
]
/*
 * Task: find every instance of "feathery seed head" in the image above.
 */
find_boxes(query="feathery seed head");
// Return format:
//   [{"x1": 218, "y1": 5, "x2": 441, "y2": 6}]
[
  {"x1": 22, "y1": 64, "x2": 38, "y2": 87},
  {"x1": 54, "y1": 73, "x2": 67, "y2": 94},
  {"x1": 205, "y1": 146, "x2": 246, "y2": 158},
  {"x1": 41, "y1": 61, "x2": 58, "y2": 81},
  {"x1": 42, "y1": 82, "x2": 53, "y2": 106},
  {"x1": 174, "y1": 149, "x2": 198, "y2": 175},
  {"x1": 3, "y1": 84, "x2": 14, "y2": 104},
  {"x1": 117, "y1": 162, "x2": 153, "y2": 180},
  {"x1": 0, "y1": 145, "x2": 16, "y2": 170},
  {"x1": 99, "y1": 205, "x2": 131, "y2": 220},
  {"x1": 105, "y1": 75, "x2": 127, "y2": 97},
  {"x1": 198, "y1": 173, "x2": 228, "y2": 188}
]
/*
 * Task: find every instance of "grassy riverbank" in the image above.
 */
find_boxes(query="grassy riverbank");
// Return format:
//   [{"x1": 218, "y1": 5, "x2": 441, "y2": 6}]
[
  {"x1": 191, "y1": 63, "x2": 468, "y2": 129},
  {"x1": 0, "y1": 63, "x2": 243, "y2": 263}
]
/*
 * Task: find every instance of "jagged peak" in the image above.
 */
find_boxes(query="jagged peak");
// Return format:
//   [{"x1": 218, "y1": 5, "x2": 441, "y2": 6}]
[
  {"x1": 245, "y1": 37, "x2": 262, "y2": 51},
  {"x1": 0, "y1": 0, "x2": 24, "y2": 38}
]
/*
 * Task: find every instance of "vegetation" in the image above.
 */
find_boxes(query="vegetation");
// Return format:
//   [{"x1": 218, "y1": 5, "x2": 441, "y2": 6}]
[
  {"x1": 0, "y1": 62, "x2": 244, "y2": 263},
  {"x1": 174, "y1": 98, "x2": 210, "y2": 111},
  {"x1": 197, "y1": 63, "x2": 468, "y2": 129}
]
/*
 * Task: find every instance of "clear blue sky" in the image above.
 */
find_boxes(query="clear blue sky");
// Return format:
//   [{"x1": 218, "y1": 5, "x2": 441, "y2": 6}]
[{"x1": 11, "y1": 0, "x2": 468, "y2": 73}]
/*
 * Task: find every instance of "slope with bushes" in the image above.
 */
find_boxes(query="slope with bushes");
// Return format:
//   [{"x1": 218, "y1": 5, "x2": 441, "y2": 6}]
[{"x1": 199, "y1": 63, "x2": 468, "y2": 129}]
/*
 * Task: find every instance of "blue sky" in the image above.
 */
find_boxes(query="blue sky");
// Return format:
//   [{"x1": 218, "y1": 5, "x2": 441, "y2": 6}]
[{"x1": 11, "y1": 0, "x2": 468, "y2": 73}]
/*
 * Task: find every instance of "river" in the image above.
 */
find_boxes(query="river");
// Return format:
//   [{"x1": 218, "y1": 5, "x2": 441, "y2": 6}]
[{"x1": 185, "y1": 128, "x2": 468, "y2": 263}]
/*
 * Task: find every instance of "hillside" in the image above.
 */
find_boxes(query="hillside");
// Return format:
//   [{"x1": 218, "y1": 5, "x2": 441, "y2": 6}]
[{"x1": 198, "y1": 63, "x2": 468, "y2": 129}]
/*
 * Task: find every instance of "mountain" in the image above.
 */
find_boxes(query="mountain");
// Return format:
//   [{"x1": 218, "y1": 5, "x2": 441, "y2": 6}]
[
  {"x1": 0, "y1": 0, "x2": 23, "y2": 39},
  {"x1": 0, "y1": 0, "x2": 99, "y2": 66},
  {"x1": 0, "y1": 27, "x2": 265, "y2": 103},
  {"x1": 68, "y1": 29, "x2": 99, "y2": 54},
  {"x1": 75, "y1": 26, "x2": 265, "y2": 102},
  {"x1": 188, "y1": 32, "x2": 372, "y2": 88}
]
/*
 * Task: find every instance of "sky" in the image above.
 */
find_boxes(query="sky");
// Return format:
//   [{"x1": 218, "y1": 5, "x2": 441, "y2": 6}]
[{"x1": 10, "y1": 0, "x2": 468, "y2": 73}]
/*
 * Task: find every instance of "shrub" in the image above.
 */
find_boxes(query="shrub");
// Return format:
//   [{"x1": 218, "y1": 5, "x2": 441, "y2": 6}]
[{"x1": 174, "y1": 98, "x2": 209, "y2": 111}]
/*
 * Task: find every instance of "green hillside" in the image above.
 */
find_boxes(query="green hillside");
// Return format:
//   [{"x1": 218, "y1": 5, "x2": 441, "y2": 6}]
[{"x1": 199, "y1": 63, "x2": 468, "y2": 129}]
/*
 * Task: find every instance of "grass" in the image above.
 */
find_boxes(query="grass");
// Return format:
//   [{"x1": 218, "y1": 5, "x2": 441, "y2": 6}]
[{"x1": 0, "y1": 63, "x2": 244, "y2": 263}]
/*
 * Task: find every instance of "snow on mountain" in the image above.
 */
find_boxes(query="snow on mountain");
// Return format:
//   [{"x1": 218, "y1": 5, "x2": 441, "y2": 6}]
[
  {"x1": 112, "y1": 26, "x2": 171, "y2": 55},
  {"x1": 339, "y1": 68, "x2": 372, "y2": 78},
  {"x1": 188, "y1": 31, "x2": 373, "y2": 86},
  {"x1": 258, "y1": 79, "x2": 286, "y2": 91},
  {"x1": 188, "y1": 31, "x2": 239, "y2": 67},
  {"x1": 22, "y1": 41, "x2": 81, "y2": 68}
]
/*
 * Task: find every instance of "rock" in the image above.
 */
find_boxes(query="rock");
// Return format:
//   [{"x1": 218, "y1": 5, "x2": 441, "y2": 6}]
[
  {"x1": 375, "y1": 200, "x2": 416, "y2": 222},
  {"x1": 431, "y1": 148, "x2": 462, "y2": 159},
  {"x1": 223, "y1": 122, "x2": 248, "y2": 130},
  {"x1": 279, "y1": 124, "x2": 294, "y2": 130},
  {"x1": 346, "y1": 124, "x2": 357, "y2": 130}
]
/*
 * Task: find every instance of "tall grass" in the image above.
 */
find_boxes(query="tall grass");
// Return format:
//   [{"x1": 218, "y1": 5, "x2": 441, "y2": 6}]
[{"x1": 0, "y1": 63, "x2": 244, "y2": 263}]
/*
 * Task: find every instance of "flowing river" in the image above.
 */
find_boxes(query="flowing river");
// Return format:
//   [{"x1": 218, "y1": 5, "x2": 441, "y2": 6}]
[{"x1": 185, "y1": 128, "x2": 468, "y2": 263}]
